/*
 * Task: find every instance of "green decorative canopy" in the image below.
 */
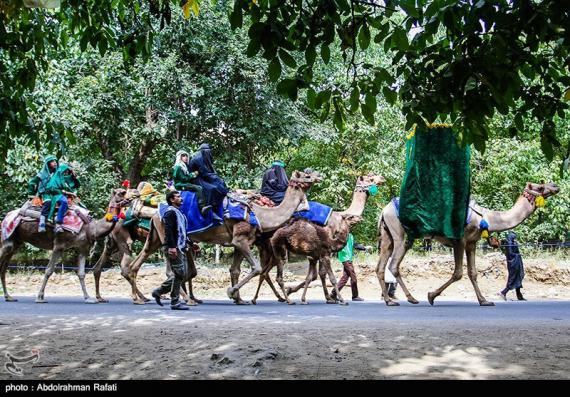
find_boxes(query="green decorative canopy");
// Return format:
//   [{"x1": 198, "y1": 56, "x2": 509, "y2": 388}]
[{"x1": 399, "y1": 124, "x2": 471, "y2": 240}]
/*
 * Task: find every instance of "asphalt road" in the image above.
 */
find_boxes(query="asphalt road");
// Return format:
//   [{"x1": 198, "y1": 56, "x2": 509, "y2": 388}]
[
  {"x1": 1, "y1": 297, "x2": 569, "y2": 380},
  {"x1": 1, "y1": 296, "x2": 570, "y2": 326}
]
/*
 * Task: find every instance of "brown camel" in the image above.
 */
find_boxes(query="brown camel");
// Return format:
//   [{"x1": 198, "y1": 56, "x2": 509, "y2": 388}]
[
  {"x1": 92, "y1": 213, "x2": 201, "y2": 305},
  {"x1": 0, "y1": 188, "x2": 131, "y2": 303},
  {"x1": 251, "y1": 173, "x2": 385, "y2": 304},
  {"x1": 125, "y1": 170, "x2": 323, "y2": 305},
  {"x1": 268, "y1": 214, "x2": 362, "y2": 305},
  {"x1": 376, "y1": 181, "x2": 560, "y2": 306}
]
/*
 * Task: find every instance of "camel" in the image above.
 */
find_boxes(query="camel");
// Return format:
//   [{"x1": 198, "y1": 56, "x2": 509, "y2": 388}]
[
  {"x1": 251, "y1": 173, "x2": 385, "y2": 304},
  {"x1": 376, "y1": 181, "x2": 560, "y2": 306},
  {"x1": 92, "y1": 213, "x2": 201, "y2": 305},
  {"x1": 0, "y1": 188, "x2": 131, "y2": 303},
  {"x1": 125, "y1": 170, "x2": 323, "y2": 305},
  {"x1": 268, "y1": 215, "x2": 362, "y2": 305}
]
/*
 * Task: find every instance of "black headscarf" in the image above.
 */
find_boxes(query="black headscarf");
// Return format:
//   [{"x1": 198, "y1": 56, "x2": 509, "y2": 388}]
[
  {"x1": 194, "y1": 143, "x2": 216, "y2": 175},
  {"x1": 260, "y1": 162, "x2": 289, "y2": 204}
]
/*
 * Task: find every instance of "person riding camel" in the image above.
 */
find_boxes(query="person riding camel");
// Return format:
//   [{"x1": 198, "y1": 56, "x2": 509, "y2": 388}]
[
  {"x1": 172, "y1": 150, "x2": 206, "y2": 212},
  {"x1": 260, "y1": 160, "x2": 289, "y2": 205},
  {"x1": 188, "y1": 143, "x2": 228, "y2": 220},
  {"x1": 27, "y1": 155, "x2": 59, "y2": 233},
  {"x1": 43, "y1": 163, "x2": 81, "y2": 233}
]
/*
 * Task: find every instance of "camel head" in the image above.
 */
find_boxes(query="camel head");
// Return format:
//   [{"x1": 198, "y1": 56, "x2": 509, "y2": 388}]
[
  {"x1": 355, "y1": 172, "x2": 385, "y2": 194},
  {"x1": 289, "y1": 169, "x2": 323, "y2": 191},
  {"x1": 104, "y1": 188, "x2": 132, "y2": 220},
  {"x1": 525, "y1": 181, "x2": 560, "y2": 199}
]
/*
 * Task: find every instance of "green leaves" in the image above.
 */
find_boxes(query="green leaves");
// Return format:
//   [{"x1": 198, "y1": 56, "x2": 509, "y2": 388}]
[
  {"x1": 229, "y1": 3, "x2": 243, "y2": 30},
  {"x1": 321, "y1": 44, "x2": 330, "y2": 64},
  {"x1": 268, "y1": 58, "x2": 282, "y2": 82},
  {"x1": 278, "y1": 49, "x2": 297, "y2": 69},
  {"x1": 349, "y1": 87, "x2": 360, "y2": 112},
  {"x1": 382, "y1": 86, "x2": 397, "y2": 105},
  {"x1": 399, "y1": 0, "x2": 420, "y2": 19},
  {"x1": 358, "y1": 24, "x2": 371, "y2": 50},
  {"x1": 276, "y1": 79, "x2": 298, "y2": 101},
  {"x1": 392, "y1": 28, "x2": 409, "y2": 51}
]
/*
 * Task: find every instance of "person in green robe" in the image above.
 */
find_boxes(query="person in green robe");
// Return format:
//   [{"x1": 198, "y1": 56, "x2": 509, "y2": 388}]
[
  {"x1": 27, "y1": 155, "x2": 59, "y2": 232},
  {"x1": 172, "y1": 150, "x2": 206, "y2": 214},
  {"x1": 331, "y1": 233, "x2": 366, "y2": 301},
  {"x1": 43, "y1": 163, "x2": 80, "y2": 233}
]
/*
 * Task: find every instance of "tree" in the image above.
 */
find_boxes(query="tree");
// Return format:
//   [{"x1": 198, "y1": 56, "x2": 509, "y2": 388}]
[
  {"x1": 231, "y1": 0, "x2": 570, "y2": 158},
  {"x1": 0, "y1": 0, "x2": 196, "y2": 162}
]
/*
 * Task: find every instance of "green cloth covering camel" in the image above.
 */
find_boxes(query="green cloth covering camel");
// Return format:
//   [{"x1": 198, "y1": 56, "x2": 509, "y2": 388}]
[{"x1": 399, "y1": 124, "x2": 471, "y2": 240}]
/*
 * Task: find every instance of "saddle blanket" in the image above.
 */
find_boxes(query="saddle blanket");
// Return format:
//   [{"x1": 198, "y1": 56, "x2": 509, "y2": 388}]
[{"x1": 293, "y1": 201, "x2": 333, "y2": 226}]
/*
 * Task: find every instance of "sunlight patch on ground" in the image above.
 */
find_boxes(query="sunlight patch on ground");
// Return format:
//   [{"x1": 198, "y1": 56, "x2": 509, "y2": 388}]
[{"x1": 379, "y1": 345, "x2": 525, "y2": 379}]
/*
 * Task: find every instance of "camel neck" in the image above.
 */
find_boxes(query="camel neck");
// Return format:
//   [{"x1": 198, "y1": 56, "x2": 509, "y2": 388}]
[
  {"x1": 250, "y1": 185, "x2": 306, "y2": 231},
  {"x1": 89, "y1": 218, "x2": 117, "y2": 241},
  {"x1": 479, "y1": 196, "x2": 535, "y2": 232},
  {"x1": 340, "y1": 190, "x2": 368, "y2": 216}
]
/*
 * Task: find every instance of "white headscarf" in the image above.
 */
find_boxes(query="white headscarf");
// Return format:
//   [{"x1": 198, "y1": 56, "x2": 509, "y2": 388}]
[{"x1": 174, "y1": 150, "x2": 190, "y2": 175}]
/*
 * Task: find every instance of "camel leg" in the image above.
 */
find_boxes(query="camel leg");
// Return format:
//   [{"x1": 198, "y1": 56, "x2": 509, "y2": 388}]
[
  {"x1": 428, "y1": 240, "x2": 465, "y2": 305},
  {"x1": 226, "y1": 239, "x2": 261, "y2": 302},
  {"x1": 252, "y1": 251, "x2": 286, "y2": 304},
  {"x1": 390, "y1": 239, "x2": 419, "y2": 304},
  {"x1": 93, "y1": 238, "x2": 117, "y2": 303},
  {"x1": 465, "y1": 243, "x2": 494, "y2": 306},
  {"x1": 275, "y1": 258, "x2": 295, "y2": 305},
  {"x1": 286, "y1": 257, "x2": 319, "y2": 297},
  {"x1": 300, "y1": 259, "x2": 318, "y2": 304},
  {"x1": 0, "y1": 241, "x2": 20, "y2": 302},
  {"x1": 376, "y1": 224, "x2": 396, "y2": 305},
  {"x1": 258, "y1": 250, "x2": 286, "y2": 302},
  {"x1": 251, "y1": 254, "x2": 274, "y2": 305},
  {"x1": 323, "y1": 256, "x2": 347, "y2": 305},
  {"x1": 185, "y1": 251, "x2": 201, "y2": 305},
  {"x1": 227, "y1": 249, "x2": 249, "y2": 305},
  {"x1": 36, "y1": 249, "x2": 63, "y2": 303},
  {"x1": 77, "y1": 252, "x2": 97, "y2": 303},
  {"x1": 317, "y1": 261, "x2": 336, "y2": 303},
  {"x1": 127, "y1": 233, "x2": 161, "y2": 305},
  {"x1": 114, "y1": 236, "x2": 149, "y2": 302}
]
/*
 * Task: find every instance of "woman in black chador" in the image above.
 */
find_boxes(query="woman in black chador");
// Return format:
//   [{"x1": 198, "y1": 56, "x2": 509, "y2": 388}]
[
  {"x1": 498, "y1": 231, "x2": 526, "y2": 301},
  {"x1": 260, "y1": 160, "x2": 289, "y2": 205},
  {"x1": 188, "y1": 143, "x2": 229, "y2": 217}
]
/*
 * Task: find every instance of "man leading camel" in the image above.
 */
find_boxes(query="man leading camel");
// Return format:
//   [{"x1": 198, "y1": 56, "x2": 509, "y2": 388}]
[{"x1": 152, "y1": 191, "x2": 190, "y2": 310}]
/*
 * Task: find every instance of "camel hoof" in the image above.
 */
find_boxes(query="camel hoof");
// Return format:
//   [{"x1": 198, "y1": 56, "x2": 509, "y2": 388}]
[
  {"x1": 192, "y1": 298, "x2": 203, "y2": 304},
  {"x1": 326, "y1": 299, "x2": 337, "y2": 304},
  {"x1": 287, "y1": 301, "x2": 296, "y2": 305},
  {"x1": 85, "y1": 298, "x2": 98, "y2": 304},
  {"x1": 300, "y1": 301, "x2": 309, "y2": 305},
  {"x1": 427, "y1": 292, "x2": 436, "y2": 306},
  {"x1": 480, "y1": 301, "x2": 495, "y2": 307},
  {"x1": 4, "y1": 297, "x2": 18, "y2": 302},
  {"x1": 142, "y1": 297, "x2": 151, "y2": 303},
  {"x1": 386, "y1": 300, "x2": 400, "y2": 306},
  {"x1": 35, "y1": 298, "x2": 47, "y2": 304},
  {"x1": 339, "y1": 301, "x2": 349, "y2": 306},
  {"x1": 408, "y1": 297, "x2": 419, "y2": 304},
  {"x1": 185, "y1": 300, "x2": 198, "y2": 306},
  {"x1": 235, "y1": 300, "x2": 250, "y2": 306},
  {"x1": 277, "y1": 297, "x2": 286, "y2": 303},
  {"x1": 96, "y1": 297, "x2": 109, "y2": 303},
  {"x1": 133, "y1": 299, "x2": 146, "y2": 305}
]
